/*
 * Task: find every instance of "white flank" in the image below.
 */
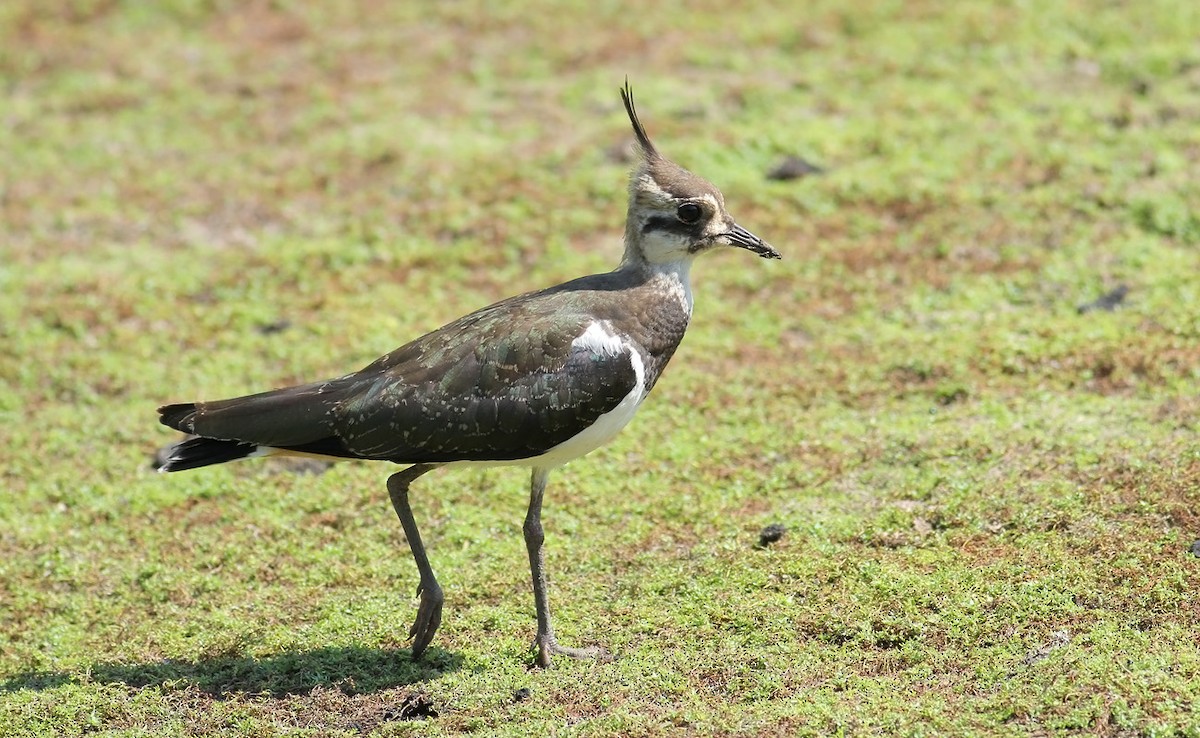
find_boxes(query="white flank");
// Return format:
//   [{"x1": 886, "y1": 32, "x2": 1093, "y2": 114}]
[{"x1": 535, "y1": 334, "x2": 647, "y2": 467}]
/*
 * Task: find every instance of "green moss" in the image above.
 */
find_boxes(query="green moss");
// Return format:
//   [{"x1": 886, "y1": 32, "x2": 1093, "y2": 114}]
[{"x1": 3, "y1": 0, "x2": 1200, "y2": 736}]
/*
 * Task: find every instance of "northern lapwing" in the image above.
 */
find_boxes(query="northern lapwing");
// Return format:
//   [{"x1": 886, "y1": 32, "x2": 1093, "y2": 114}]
[{"x1": 157, "y1": 82, "x2": 779, "y2": 667}]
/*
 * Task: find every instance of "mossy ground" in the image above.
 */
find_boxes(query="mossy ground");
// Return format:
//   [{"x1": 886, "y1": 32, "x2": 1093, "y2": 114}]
[{"x1": 2, "y1": 1, "x2": 1198, "y2": 736}]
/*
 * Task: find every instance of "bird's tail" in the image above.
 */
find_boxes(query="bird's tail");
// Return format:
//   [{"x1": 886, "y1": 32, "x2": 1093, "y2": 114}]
[
  {"x1": 157, "y1": 431, "x2": 259, "y2": 472},
  {"x1": 156, "y1": 380, "x2": 361, "y2": 472}
]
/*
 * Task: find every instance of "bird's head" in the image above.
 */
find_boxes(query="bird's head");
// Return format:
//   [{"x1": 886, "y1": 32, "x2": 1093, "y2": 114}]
[{"x1": 620, "y1": 83, "x2": 779, "y2": 267}]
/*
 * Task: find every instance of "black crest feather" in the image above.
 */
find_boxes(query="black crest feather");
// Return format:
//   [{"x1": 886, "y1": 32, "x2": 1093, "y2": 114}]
[{"x1": 620, "y1": 79, "x2": 659, "y2": 160}]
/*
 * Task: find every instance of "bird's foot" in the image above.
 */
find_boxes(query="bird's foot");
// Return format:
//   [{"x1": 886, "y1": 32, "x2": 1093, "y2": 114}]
[
  {"x1": 531, "y1": 633, "x2": 612, "y2": 668},
  {"x1": 407, "y1": 579, "x2": 444, "y2": 660}
]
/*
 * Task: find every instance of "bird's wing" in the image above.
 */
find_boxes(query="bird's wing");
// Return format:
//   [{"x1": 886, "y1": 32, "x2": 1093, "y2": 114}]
[{"x1": 329, "y1": 306, "x2": 640, "y2": 462}]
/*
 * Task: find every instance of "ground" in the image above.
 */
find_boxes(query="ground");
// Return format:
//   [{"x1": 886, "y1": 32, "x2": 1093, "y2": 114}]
[{"x1": 1, "y1": 1, "x2": 1199, "y2": 736}]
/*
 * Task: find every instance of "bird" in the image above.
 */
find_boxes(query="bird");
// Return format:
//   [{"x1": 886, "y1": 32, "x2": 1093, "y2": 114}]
[{"x1": 156, "y1": 82, "x2": 780, "y2": 668}]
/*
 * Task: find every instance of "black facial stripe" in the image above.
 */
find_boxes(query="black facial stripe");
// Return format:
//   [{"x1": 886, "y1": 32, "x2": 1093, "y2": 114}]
[{"x1": 642, "y1": 215, "x2": 705, "y2": 239}]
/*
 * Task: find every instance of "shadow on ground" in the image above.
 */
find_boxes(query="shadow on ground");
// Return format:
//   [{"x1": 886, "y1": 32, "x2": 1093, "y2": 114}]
[{"x1": 0, "y1": 646, "x2": 462, "y2": 698}]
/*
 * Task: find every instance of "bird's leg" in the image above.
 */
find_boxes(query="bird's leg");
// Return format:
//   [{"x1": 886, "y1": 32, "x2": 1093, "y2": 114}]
[
  {"x1": 387, "y1": 463, "x2": 442, "y2": 659},
  {"x1": 524, "y1": 467, "x2": 609, "y2": 667}
]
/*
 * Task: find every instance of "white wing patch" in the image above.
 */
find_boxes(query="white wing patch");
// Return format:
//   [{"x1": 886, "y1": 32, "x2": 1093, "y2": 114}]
[{"x1": 572, "y1": 320, "x2": 626, "y2": 355}]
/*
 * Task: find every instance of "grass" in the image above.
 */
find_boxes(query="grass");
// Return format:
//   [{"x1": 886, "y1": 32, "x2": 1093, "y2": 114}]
[{"x1": 2, "y1": 0, "x2": 1199, "y2": 735}]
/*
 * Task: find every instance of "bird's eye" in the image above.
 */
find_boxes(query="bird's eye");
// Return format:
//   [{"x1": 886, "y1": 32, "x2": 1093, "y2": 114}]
[{"x1": 676, "y1": 203, "x2": 703, "y2": 224}]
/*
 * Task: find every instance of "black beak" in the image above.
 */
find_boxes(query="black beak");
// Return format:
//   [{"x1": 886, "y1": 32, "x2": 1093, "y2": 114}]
[{"x1": 724, "y1": 222, "x2": 780, "y2": 259}]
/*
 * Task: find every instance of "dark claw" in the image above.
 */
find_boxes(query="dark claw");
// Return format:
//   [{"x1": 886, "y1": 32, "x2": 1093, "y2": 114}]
[{"x1": 408, "y1": 580, "x2": 444, "y2": 659}]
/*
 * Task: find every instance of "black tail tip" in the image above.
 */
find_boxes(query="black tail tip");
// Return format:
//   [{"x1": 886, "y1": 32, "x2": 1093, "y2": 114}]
[{"x1": 158, "y1": 436, "x2": 257, "y2": 472}]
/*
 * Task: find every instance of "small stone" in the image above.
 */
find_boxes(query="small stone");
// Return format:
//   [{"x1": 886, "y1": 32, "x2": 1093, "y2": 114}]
[
  {"x1": 1077, "y1": 285, "x2": 1129, "y2": 314},
  {"x1": 1189, "y1": 540, "x2": 1200, "y2": 558},
  {"x1": 256, "y1": 319, "x2": 292, "y2": 335},
  {"x1": 757, "y1": 523, "x2": 787, "y2": 548},
  {"x1": 513, "y1": 687, "x2": 531, "y2": 702},
  {"x1": 766, "y1": 156, "x2": 824, "y2": 181}
]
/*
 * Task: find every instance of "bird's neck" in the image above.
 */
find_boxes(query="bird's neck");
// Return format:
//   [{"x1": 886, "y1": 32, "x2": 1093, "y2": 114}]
[{"x1": 616, "y1": 252, "x2": 695, "y2": 317}]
